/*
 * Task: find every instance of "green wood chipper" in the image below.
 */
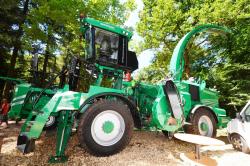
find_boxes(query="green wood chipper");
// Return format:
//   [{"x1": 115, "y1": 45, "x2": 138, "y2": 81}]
[{"x1": 16, "y1": 16, "x2": 230, "y2": 163}]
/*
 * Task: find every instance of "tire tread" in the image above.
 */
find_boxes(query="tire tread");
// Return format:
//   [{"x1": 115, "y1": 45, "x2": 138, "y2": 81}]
[{"x1": 78, "y1": 99, "x2": 133, "y2": 156}]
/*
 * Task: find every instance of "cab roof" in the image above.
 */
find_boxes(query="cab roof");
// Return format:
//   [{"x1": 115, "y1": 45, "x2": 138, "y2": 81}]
[{"x1": 80, "y1": 17, "x2": 133, "y2": 40}]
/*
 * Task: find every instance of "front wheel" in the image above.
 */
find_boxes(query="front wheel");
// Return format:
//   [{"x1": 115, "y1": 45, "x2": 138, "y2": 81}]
[
  {"x1": 78, "y1": 99, "x2": 134, "y2": 156},
  {"x1": 190, "y1": 109, "x2": 217, "y2": 137},
  {"x1": 230, "y1": 134, "x2": 250, "y2": 153},
  {"x1": 44, "y1": 116, "x2": 57, "y2": 130}
]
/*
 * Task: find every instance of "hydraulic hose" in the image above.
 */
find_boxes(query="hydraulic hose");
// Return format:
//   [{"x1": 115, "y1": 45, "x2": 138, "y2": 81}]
[{"x1": 32, "y1": 67, "x2": 68, "y2": 110}]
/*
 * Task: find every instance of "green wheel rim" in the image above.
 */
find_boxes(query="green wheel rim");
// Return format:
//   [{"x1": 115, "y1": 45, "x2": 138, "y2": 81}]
[
  {"x1": 198, "y1": 115, "x2": 213, "y2": 137},
  {"x1": 102, "y1": 121, "x2": 114, "y2": 134},
  {"x1": 200, "y1": 122, "x2": 209, "y2": 132}
]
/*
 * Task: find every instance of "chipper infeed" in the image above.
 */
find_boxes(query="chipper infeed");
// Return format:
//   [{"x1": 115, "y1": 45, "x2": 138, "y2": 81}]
[{"x1": 16, "y1": 16, "x2": 230, "y2": 163}]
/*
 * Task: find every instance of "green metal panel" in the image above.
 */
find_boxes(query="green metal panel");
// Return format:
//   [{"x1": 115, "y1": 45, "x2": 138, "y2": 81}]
[
  {"x1": 23, "y1": 84, "x2": 125, "y2": 139},
  {"x1": 132, "y1": 82, "x2": 183, "y2": 131},
  {"x1": 178, "y1": 80, "x2": 219, "y2": 108},
  {"x1": 213, "y1": 107, "x2": 229, "y2": 128},
  {"x1": 0, "y1": 76, "x2": 26, "y2": 84},
  {"x1": 169, "y1": 24, "x2": 231, "y2": 81},
  {"x1": 8, "y1": 83, "x2": 31, "y2": 119},
  {"x1": 8, "y1": 84, "x2": 56, "y2": 119},
  {"x1": 200, "y1": 89, "x2": 219, "y2": 107},
  {"x1": 151, "y1": 86, "x2": 171, "y2": 127}
]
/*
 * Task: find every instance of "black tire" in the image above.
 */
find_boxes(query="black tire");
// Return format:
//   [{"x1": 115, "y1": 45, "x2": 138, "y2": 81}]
[
  {"x1": 230, "y1": 134, "x2": 250, "y2": 153},
  {"x1": 162, "y1": 130, "x2": 174, "y2": 139},
  {"x1": 78, "y1": 99, "x2": 134, "y2": 156},
  {"x1": 188, "y1": 109, "x2": 217, "y2": 137},
  {"x1": 43, "y1": 116, "x2": 57, "y2": 130}
]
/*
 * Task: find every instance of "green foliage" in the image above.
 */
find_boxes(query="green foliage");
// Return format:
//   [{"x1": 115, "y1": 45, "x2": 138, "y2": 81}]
[
  {"x1": 22, "y1": 0, "x2": 130, "y2": 65},
  {"x1": 0, "y1": 0, "x2": 24, "y2": 96},
  {"x1": 135, "y1": 67, "x2": 167, "y2": 84},
  {"x1": 0, "y1": 0, "x2": 22, "y2": 71},
  {"x1": 0, "y1": 0, "x2": 133, "y2": 94},
  {"x1": 137, "y1": 0, "x2": 250, "y2": 110}
]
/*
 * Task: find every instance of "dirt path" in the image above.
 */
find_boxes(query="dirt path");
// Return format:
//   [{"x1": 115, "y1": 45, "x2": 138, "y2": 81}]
[{"x1": 0, "y1": 122, "x2": 249, "y2": 166}]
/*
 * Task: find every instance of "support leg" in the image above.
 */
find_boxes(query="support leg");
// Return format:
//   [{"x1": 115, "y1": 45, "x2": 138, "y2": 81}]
[
  {"x1": 48, "y1": 110, "x2": 74, "y2": 163},
  {"x1": 195, "y1": 144, "x2": 200, "y2": 159},
  {"x1": 20, "y1": 111, "x2": 34, "y2": 132}
]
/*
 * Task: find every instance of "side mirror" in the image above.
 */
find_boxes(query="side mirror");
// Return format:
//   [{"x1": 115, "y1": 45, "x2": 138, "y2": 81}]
[
  {"x1": 236, "y1": 113, "x2": 241, "y2": 119},
  {"x1": 236, "y1": 113, "x2": 244, "y2": 122}
]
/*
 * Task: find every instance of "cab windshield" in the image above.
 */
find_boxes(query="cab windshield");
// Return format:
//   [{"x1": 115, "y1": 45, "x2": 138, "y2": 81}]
[
  {"x1": 84, "y1": 27, "x2": 119, "y2": 64},
  {"x1": 95, "y1": 28, "x2": 119, "y2": 63}
]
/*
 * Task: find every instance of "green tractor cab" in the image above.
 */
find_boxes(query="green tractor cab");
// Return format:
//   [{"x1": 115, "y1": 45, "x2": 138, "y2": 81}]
[{"x1": 82, "y1": 17, "x2": 138, "y2": 76}]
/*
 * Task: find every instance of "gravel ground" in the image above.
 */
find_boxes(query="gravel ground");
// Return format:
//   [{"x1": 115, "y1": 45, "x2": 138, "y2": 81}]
[{"x1": 0, "y1": 121, "x2": 250, "y2": 166}]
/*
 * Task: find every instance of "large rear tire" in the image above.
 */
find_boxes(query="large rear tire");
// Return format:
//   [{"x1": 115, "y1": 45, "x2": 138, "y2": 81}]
[
  {"x1": 189, "y1": 109, "x2": 217, "y2": 137},
  {"x1": 78, "y1": 99, "x2": 133, "y2": 156}
]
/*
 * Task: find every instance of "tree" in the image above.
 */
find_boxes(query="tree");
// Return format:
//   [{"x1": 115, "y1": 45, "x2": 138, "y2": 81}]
[
  {"x1": 22, "y1": 0, "x2": 132, "y2": 86},
  {"x1": 137, "y1": 0, "x2": 250, "y2": 111},
  {"x1": 0, "y1": 0, "x2": 135, "y2": 96},
  {"x1": 0, "y1": 0, "x2": 29, "y2": 98}
]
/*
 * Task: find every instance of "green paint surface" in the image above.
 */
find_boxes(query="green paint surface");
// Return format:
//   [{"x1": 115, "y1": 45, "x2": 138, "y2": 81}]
[
  {"x1": 200, "y1": 123, "x2": 209, "y2": 132},
  {"x1": 102, "y1": 121, "x2": 114, "y2": 134}
]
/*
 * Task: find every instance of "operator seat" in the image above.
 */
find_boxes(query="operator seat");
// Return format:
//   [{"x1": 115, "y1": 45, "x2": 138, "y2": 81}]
[{"x1": 99, "y1": 37, "x2": 112, "y2": 62}]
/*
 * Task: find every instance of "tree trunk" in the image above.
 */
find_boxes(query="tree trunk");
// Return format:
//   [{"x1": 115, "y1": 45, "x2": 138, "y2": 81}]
[
  {"x1": 41, "y1": 28, "x2": 53, "y2": 87},
  {"x1": 41, "y1": 48, "x2": 50, "y2": 87},
  {"x1": 2, "y1": 46, "x2": 19, "y2": 99}
]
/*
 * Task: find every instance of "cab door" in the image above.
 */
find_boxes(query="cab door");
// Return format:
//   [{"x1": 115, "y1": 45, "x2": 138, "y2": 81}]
[{"x1": 240, "y1": 102, "x2": 250, "y2": 143}]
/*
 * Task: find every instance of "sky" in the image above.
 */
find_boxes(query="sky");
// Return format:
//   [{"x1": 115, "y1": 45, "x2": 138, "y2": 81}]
[{"x1": 122, "y1": 0, "x2": 155, "y2": 70}]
